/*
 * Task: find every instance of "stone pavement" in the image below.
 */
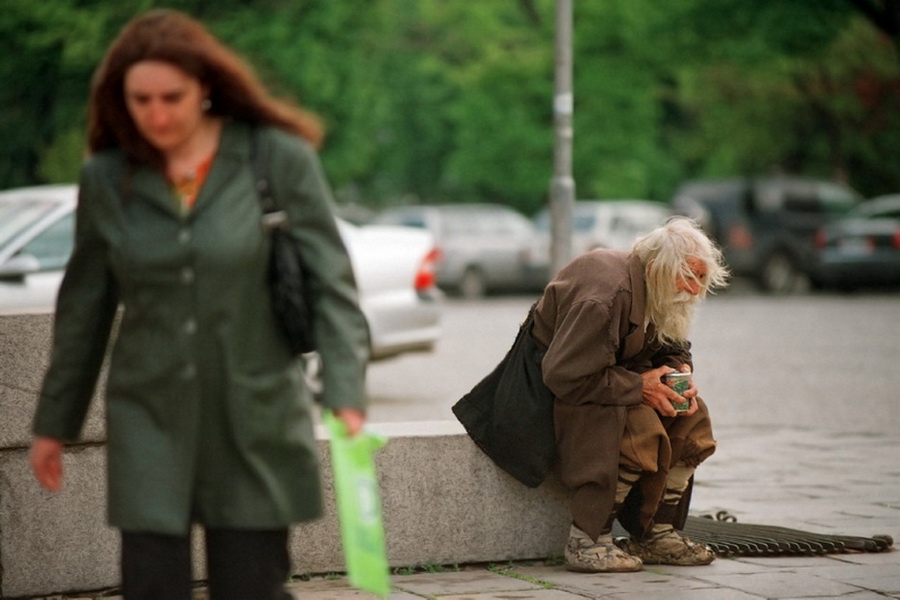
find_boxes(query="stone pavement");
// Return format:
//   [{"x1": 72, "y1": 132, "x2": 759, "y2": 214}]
[
  {"x1": 277, "y1": 425, "x2": 900, "y2": 600},
  {"x1": 34, "y1": 424, "x2": 899, "y2": 600}
]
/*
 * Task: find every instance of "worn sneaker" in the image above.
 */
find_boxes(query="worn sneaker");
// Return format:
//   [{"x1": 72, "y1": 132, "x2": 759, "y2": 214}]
[
  {"x1": 564, "y1": 525, "x2": 643, "y2": 573},
  {"x1": 624, "y1": 529, "x2": 715, "y2": 566}
]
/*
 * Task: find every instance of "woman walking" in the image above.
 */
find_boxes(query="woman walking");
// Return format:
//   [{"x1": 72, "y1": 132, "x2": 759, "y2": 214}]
[{"x1": 29, "y1": 9, "x2": 370, "y2": 599}]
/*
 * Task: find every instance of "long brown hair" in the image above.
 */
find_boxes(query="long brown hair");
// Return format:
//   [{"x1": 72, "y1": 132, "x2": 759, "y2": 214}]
[{"x1": 88, "y1": 9, "x2": 324, "y2": 171}]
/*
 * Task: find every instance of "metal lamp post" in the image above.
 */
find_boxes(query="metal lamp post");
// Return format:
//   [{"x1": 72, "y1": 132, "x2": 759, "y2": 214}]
[{"x1": 549, "y1": 0, "x2": 575, "y2": 275}]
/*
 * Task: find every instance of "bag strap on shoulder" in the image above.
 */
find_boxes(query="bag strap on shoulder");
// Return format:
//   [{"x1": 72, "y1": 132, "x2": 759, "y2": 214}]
[{"x1": 250, "y1": 127, "x2": 289, "y2": 231}]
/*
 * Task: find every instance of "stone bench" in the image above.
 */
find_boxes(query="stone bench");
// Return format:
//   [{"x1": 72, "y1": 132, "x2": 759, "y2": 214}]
[{"x1": 0, "y1": 313, "x2": 569, "y2": 598}]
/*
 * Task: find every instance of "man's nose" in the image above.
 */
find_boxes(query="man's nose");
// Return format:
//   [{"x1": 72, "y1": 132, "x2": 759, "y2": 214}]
[
  {"x1": 687, "y1": 280, "x2": 701, "y2": 295},
  {"x1": 678, "y1": 278, "x2": 701, "y2": 295}
]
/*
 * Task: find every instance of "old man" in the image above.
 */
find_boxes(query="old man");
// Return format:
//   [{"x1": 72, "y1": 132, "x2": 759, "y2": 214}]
[{"x1": 531, "y1": 216, "x2": 729, "y2": 572}]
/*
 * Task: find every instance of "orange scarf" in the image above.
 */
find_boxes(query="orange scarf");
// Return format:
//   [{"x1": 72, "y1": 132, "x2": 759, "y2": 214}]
[{"x1": 172, "y1": 154, "x2": 214, "y2": 214}]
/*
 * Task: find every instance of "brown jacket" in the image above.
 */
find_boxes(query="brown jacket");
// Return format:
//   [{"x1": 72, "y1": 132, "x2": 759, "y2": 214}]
[
  {"x1": 532, "y1": 249, "x2": 691, "y2": 400},
  {"x1": 531, "y1": 249, "x2": 692, "y2": 539}
]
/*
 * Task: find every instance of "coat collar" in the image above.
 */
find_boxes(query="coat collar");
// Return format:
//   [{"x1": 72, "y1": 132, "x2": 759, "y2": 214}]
[
  {"x1": 191, "y1": 121, "x2": 252, "y2": 217},
  {"x1": 127, "y1": 120, "x2": 253, "y2": 219}
]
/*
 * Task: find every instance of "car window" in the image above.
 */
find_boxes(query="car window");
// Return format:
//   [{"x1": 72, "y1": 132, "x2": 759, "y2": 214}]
[
  {"x1": 0, "y1": 199, "x2": 58, "y2": 248},
  {"x1": 573, "y1": 207, "x2": 598, "y2": 233},
  {"x1": 816, "y1": 183, "x2": 860, "y2": 215},
  {"x1": 611, "y1": 215, "x2": 642, "y2": 238},
  {"x1": 18, "y1": 213, "x2": 75, "y2": 270},
  {"x1": 441, "y1": 209, "x2": 520, "y2": 236},
  {"x1": 781, "y1": 180, "x2": 821, "y2": 213},
  {"x1": 493, "y1": 213, "x2": 532, "y2": 236},
  {"x1": 572, "y1": 212, "x2": 597, "y2": 233},
  {"x1": 535, "y1": 206, "x2": 599, "y2": 233},
  {"x1": 628, "y1": 207, "x2": 668, "y2": 230},
  {"x1": 871, "y1": 208, "x2": 900, "y2": 219},
  {"x1": 856, "y1": 200, "x2": 900, "y2": 220},
  {"x1": 752, "y1": 181, "x2": 785, "y2": 212},
  {"x1": 400, "y1": 217, "x2": 426, "y2": 228},
  {"x1": 375, "y1": 211, "x2": 426, "y2": 229}
]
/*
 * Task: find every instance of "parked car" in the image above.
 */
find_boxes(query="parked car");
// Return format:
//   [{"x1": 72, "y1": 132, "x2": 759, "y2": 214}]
[
  {"x1": 671, "y1": 176, "x2": 864, "y2": 293},
  {"x1": 531, "y1": 199, "x2": 671, "y2": 280},
  {"x1": 0, "y1": 184, "x2": 441, "y2": 361},
  {"x1": 812, "y1": 194, "x2": 900, "y2": 291},
  {"x1": 370, "y1": 203, "x2": 540, "y2": 297}
]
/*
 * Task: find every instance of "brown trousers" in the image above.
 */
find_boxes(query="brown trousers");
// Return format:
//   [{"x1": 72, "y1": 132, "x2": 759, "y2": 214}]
[{"x1": 557, "y1": 398, "x2": 716, "y2": 540}]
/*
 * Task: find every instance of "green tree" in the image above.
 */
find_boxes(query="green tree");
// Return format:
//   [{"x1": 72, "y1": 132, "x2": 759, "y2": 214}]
[
  {"x1": 0, "y1": 1, "x2": 100, "y2": 186},
  {"x1": 0, "y1": 0, "x2": 266, "y2": 186},
  {"x1": 213, "y1": 3, "x2": 392, "y2": 201},
  {"x1": 366, "y1": 1, "x2": 555, "y2": 214},
  {"x1": 2, "y1": 0, "x2": 898, "y2": 207},
  {"x1": 571, "y1": 0, "x2": 683, "y2": 202},
  {"x1": 660, "y1": 0, "x2": 900, "y2": 196}
]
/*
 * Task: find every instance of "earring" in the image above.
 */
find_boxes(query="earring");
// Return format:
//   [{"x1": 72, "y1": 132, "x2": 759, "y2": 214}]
[{"x1": 201, "y1": 98, "x2": 212, "y2": 111}]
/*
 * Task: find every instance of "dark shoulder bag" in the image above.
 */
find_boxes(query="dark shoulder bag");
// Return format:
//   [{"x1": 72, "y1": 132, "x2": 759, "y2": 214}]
[
  {"x1": 452, "y1": 304, "x2": 556, "y2": 487},
  {"x1": 251, "y1": 130, "x2": 317, "y2": 355}
]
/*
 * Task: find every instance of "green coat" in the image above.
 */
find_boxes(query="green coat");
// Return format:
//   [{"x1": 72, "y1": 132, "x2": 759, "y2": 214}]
[{"x1": 33, "y1": 121, "x2": 370, "y2": 535}]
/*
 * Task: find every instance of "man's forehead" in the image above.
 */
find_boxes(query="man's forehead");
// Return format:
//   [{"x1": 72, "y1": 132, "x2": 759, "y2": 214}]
[{"x1": 687, "y1": 257, "x2": 707, "y2": 275}]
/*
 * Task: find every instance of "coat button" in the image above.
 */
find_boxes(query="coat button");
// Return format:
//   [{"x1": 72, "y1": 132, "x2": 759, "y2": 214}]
[
  {"x1": 178, "y1": 229, "x2": 191, "y2": 244},
  {"x1": 180, "y1": 267, "x2": 195, "y2": 284},
  {"x1": 184, "y1": 318, "x2": 197, "y2": 335},
  {"x1": 181, "y1": 363, "x2": 196, "y2": 380}
]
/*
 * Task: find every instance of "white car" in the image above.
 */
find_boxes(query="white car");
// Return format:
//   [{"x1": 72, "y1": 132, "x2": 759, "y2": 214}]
[{"x1": 0, "y1": 184, "x2": 441, "y2": 361}]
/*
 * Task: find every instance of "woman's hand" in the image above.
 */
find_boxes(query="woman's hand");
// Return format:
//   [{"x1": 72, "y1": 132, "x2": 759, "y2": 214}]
[
  {"x1": 31, "y1": 436, "x2": 64, "y2": 492},
  {"x1": 333, "y1": 407, "x2": 366, "y2": 437}
]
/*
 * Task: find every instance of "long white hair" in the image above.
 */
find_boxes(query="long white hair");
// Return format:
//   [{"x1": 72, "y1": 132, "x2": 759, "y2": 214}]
[{"x1": 632, "y1": 217, "x2": 729, "y2": 344}]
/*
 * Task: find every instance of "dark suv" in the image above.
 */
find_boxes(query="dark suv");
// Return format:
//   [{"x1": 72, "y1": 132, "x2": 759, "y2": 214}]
[{"x1": 671, "y1": 176, "x2": 863, "y2": 293}]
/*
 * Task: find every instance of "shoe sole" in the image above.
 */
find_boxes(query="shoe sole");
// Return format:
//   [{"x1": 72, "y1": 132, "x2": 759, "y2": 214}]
[
  {"x1": 565, "y1": 561, "x2": 643, "y2": 573},
  {"x1": 639, "y1": 556, "x2": 715, "y2": 566}
]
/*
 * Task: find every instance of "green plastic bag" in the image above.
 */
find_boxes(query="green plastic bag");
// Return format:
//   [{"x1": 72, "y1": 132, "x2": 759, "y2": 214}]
[{"x1": 323, "y1": 411, "x2": 391, "y2": 597}]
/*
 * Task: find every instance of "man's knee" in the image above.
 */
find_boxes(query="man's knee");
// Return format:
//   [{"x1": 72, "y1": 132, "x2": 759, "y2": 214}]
[
  {"x1": 668, "y1": 398, "x2": 716, "y2": 467},
  {"x1": 620, "y1": 404, "x2": 670, "y2": 472}
]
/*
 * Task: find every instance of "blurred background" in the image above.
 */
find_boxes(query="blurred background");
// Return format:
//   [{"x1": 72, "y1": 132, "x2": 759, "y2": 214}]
[
  {"x1": 4, "y1": 1, "x2": 899, "y2": 207},
  {"x1": 2, "y1": 0, "x2": 899, "y2": 305}
]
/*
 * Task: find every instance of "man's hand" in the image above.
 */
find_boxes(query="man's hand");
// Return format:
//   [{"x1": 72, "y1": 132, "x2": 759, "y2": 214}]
[
  {"x1": 31, "y1": 436, "x2": 64, "y2": 492},
  {"x1": 640, "y1": 365, "x2": 698, "y2": 417},
  {"x1": 677, "y1": 364, "x2": 701, "y2": 417}
]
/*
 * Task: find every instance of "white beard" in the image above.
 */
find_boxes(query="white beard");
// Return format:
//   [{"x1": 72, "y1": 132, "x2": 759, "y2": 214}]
[{"x1": 649, "y1": 292, "x2": 697, "y2": 343}]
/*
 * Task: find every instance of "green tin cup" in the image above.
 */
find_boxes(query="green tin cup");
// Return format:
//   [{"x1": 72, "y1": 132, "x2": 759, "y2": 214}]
[{"x1": 663, "y1": 372, "x2": 692, "y2": 412}]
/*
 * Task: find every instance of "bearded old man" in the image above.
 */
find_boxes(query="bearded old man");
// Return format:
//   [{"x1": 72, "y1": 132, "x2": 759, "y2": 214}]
[
  {"x1": 525, "y1": 216, "x2": 730, "y2": 572},
  {"x1": 453, "y1": 217, "x2": 729, "y2": 571}
]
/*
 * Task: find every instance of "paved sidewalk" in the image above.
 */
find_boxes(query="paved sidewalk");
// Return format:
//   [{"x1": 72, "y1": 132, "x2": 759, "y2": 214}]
[
  {"x1": 40, "y1": 425, "x2": 898, "y2": 600},
  {"x1": 277, "y1": 425, "x2": 900, "y2": 600}
]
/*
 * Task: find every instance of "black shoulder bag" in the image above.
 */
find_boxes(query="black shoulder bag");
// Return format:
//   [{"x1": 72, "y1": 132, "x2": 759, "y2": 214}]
[
  {"x1": 451, "y1": 304, "x2": 556, "y2": 487},
  {"x1": 251, "y1": 130, "x2": 317, "y2": 355}
]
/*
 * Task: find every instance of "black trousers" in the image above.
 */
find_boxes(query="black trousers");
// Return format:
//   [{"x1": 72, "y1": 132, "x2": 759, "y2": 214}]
[{"x1": 121, "y1": 528, "x2": 293, "y2": 600}]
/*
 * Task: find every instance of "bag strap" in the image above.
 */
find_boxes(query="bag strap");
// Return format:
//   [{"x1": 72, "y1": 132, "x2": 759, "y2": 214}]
[{"x1": 250, "y1": 127, "x2": 289, "y2": 231}]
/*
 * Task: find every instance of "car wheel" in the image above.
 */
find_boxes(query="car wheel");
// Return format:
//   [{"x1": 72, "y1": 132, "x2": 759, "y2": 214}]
[
  {"x1": 757, "y1": 251, "x2": 800, "y2": 294},
  {"x1": 458, "y1": 267, "x2": 487, "y2": 299}
]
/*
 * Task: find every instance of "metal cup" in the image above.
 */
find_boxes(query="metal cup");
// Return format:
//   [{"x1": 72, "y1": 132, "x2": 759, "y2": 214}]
[{"x1": 663, "y1": 372, "x2": 692, "y2": 412}]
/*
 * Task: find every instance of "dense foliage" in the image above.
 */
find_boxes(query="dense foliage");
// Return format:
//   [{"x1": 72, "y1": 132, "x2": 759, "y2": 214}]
[{"x1": 1, "y1": 0, "x2": 898, "y2": 214}]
